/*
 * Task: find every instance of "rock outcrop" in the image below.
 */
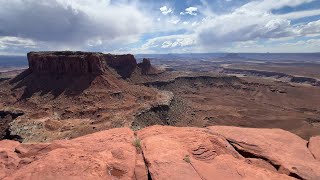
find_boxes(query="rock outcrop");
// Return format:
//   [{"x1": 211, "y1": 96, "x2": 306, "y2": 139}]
[
  {"x1": 0, "y1": 110, "x2": 24, "y2": 140},
  {"x1": 104, "y1": 54, "x2": 137, "y2": 78},
  {"x1": 0, "y1": 128, "x2": 140, "y2": 179},
  {"x1": 137, "y1": 58, "x2": 163, "y2": 76},
  {"x1": 1, "y1": 125, "x2": 319, "y2": 180},
  {"x1": 28, "y1": 51, "x2": 107, "y2": 74},
  {"x1": 137, "y1": 126, "x2": 293, "y2": 180},
  {"x1": 209, "y1": 126, "x2": 320, "y2": 180},
  {"x1": 223, "y1": 68, "x2": 320, "y2": 87},
  {"x1": 309, "y1": 136, "x2": 320, "y2": 160},
  {"x1": 138, "y1": 58, "x2": 152, "y2": 75}
]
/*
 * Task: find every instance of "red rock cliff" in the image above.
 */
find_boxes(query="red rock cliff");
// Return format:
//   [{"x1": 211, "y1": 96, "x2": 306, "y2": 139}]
[
  {"x1": 27, "y1": 52, "x2": 158, "y2": 79},
  {"x1": 138, "y1": 58, "x2": 152, "y2": 75},
  {"x1": 27, "y1": 51, "x2": 107, "y2": 74},
  {"x1": 104, "y1": 54, "x2": 137, "y2": 78}
]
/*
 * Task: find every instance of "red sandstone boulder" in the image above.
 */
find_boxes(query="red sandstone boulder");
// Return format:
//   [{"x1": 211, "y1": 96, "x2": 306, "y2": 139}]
[
  {"x1": 0, "y1": 140, "x2": 21, "y2": 179},
  {"x1": 137, "y1": 126, "x2": 293, "y2": 180},
  {"x1": 309, "y1": 136, "x2": 320, "y2": 161},
  {"x1": 0, "y1": 128, "x2": 139, "y2": 180},
  {"x1": 209, "y1": 126, "x2": 320, "y2": 180}
]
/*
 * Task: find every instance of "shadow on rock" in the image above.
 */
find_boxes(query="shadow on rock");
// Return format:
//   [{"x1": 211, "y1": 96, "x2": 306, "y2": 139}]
[{"x1": 10, "y1": 71, "x2": 98, "y2": 100}]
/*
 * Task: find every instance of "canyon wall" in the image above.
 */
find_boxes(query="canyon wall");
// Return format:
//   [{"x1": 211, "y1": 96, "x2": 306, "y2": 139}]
[
  {"x1": 27, "y1": 51, "x2": 107, "y2": 74},
  {"x1": 104, "y1": 54, "x2": 137, "y2": 78},
  {"x1": 27, "y1": 52, "x2": 158, "y2": 79}
]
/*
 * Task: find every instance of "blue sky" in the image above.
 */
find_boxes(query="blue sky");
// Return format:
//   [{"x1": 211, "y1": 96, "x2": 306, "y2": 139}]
[{"x1": 0, "y1": 0, "x2": 319, "y2": 55}]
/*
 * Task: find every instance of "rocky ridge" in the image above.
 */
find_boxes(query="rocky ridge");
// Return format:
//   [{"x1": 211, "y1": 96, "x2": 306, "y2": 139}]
[
  {"x1": 0, "y1": 125, "x2": 319, "y2": 180},
  {"x1": 223, "y1": 68, "x2": 320, "y2": 87}
]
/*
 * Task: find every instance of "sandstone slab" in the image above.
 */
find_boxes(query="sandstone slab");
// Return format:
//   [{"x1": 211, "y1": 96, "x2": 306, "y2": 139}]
[
  {"x1": 0, "y1": 128, "x2": 139, "y2": 180},
  {"x1": 209, "y1": 126, "x2": 320, "y2": 180},
  {"x1": 2, "y1": 125, "x2": 319, "y2": 180},
  {"x1": 309, "y1": 136, "x2": 320, "y2": 161},
  {"x1": 137, "y1": 125, "x2": 293, "y2": 180}
]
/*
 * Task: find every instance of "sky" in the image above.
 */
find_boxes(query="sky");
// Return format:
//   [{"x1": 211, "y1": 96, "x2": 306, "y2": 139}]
[{"x1": 0, "y1": 0, "x2": 319, "y2": 55}]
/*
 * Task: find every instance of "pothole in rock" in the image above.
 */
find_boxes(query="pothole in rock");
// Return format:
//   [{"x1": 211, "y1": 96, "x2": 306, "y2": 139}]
[{"x1": 107, "y1": 166, "x2": 126, "y2": 178}]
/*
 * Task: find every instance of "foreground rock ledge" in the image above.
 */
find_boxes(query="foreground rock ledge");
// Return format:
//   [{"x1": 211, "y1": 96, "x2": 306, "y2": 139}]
[{"x1": 1, "y1": 126, "x2": 319, "y2": 180}]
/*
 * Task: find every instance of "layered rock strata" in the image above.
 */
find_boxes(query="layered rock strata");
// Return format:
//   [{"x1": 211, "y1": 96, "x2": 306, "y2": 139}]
[{"x1": 27, "y1": 51, "x2": 106, "y2": 74}]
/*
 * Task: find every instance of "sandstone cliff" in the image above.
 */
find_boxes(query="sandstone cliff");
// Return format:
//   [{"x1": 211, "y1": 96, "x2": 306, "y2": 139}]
[
  {"x1": 104, "y1": 54, "x2": 137, "y2": 78},
  {"x1": 27, "y1": 52, "x2": 159, "y2": 78},
  {"x1": 138, "y1": 58, "x2": 152, "y2": 75},
  {"x1": 0, "y1": 126, "x2": 319, "y2": 180},
  {"x1": 138, "y1": 58, "x2": 164, "y2": 75},
  {"x1": 27, "y1": 51, "x2": 107, "y2": 74}
]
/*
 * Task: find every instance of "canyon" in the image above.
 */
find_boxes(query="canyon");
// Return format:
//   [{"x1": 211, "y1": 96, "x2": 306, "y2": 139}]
[
  {"x1": 0, "y1": 51, "x2": 170, "y2": 142},
  {"x1": 0, "y1": 51, "x2": 320, "y2": 179}
]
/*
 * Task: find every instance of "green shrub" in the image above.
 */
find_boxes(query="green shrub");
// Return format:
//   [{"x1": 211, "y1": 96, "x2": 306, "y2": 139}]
[
  {"x1": 133, "y1": 138, "x2": 141, "y2": 150},
  {"x1": 183, "y1": 155, "x2": 191, "y2": 163}
]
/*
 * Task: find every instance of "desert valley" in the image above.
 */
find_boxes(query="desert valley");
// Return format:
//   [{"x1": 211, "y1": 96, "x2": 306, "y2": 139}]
[{"x1": 0, "y1": 52, "x2": 320, "y2": 179}]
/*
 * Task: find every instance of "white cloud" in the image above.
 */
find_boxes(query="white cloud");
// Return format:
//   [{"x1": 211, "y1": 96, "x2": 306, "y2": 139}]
[
  {"x1": 135, "y1": 34, "x2": 196, "y2": 53},
  {"x1": 0, "y1": 0, "x2": 319, "y2": 54},
  {"x1": 143, "y1": 0, "x2": 320, "y2": 53},
  {"x1": 0, "y1": 0, "x2": 151, "y2": 49},
  {"x1": 160, "y1": 6, "x2": 173, "y2": 15},
  {"x1": 180, "y1": 7, "x2": 198, "y2": 16},
  {"x1": 295, "y1": 20, "x2": 320, "y2": 35},
  {"x1": 0, "y1": 36, "x2": 36, "y2": 49},
  {"x1": 168, "y1": 17, "x2": 181, "y2": 24},
  {"x1": 197, "y1": 12, "x2": 292, "y2": 45},
  {"x1": 239, "y1": 0, "x2": 315, "y2": 12},
  {"x1": 195, "y1": 0, "x2": 320, "y2": 48},
  {"x1": 192, "y1": 21, "x2": 199, "y2": 27},
  {"x1": 282, "y1": 38, "x2": 320, "y2": 47},
  {"x1": 277, "y1": 9, "x2": 320, "y2": 20},
  {"x1": 231, "y1": 38, "x2": 320, "y2": 53}
]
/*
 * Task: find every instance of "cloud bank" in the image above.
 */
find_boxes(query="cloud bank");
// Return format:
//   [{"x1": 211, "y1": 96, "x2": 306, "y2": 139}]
[
  {"x1": 0, "y1": 0, "x2": 320, "y2": 54},
  {"x1": 0, "y1": 0, "x2": 150, "y2": 50}
]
